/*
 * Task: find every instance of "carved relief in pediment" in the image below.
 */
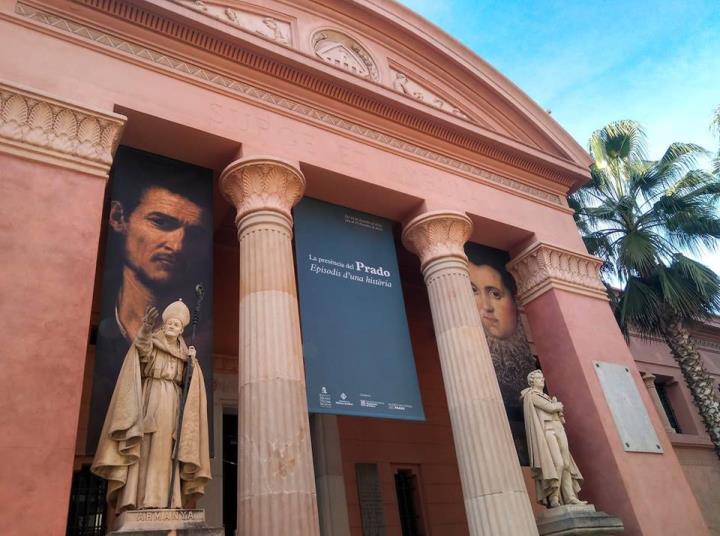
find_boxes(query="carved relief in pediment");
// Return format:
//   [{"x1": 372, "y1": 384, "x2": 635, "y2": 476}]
[
  {"x1": 174, "y1": 1, "x2": 291, "y2": 46},
  {"x1": 391, "y1": 69, "x2": 471, "y2": 121},
  {"x1": 312, "y1": 30, "x2": 379, "y2": 81}
]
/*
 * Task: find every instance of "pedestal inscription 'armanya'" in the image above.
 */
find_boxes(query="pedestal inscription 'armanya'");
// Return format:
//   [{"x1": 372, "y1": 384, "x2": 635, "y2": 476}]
[{"x1": 134, "y1": 509, "x2": 200, "y2": 522}]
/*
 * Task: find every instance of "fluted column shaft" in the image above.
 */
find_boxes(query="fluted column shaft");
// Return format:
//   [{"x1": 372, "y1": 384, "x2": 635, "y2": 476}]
[
  {"x1": 402, "y1": 211, "x2": 538, "y2": 536},
  {"x1": 641, "y1": 372, "x2": 676, "y2": 433},
  {"x1": 220, "y1": 157, "x2": 320, "y2": 536}
]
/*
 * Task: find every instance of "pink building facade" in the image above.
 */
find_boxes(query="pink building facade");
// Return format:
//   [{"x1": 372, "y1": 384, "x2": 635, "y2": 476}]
[{"x1": 0, "y1": 0, "x2": 717, "y2": 534}]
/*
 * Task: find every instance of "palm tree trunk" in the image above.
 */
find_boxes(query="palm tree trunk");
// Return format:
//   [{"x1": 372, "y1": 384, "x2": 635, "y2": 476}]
[{"x1": 661, "y1": 315, "x2": 720, "y2": 458}]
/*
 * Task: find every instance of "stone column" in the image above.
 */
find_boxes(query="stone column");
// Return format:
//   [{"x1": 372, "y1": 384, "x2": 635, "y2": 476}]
[
  {"x1": 220, "y1": 157, "x2": 320, "y2": 536},
  {"x1": 402, "y1": 211, "x2": 538, "y2": 536},
  {"x1": 0, "y1": 82, "x2": 125, "y2": 536},
  {"x1": 311, "y1": 414, "x2": 351, "y2": 536},
  {"x1": 641, "y1": 372, "x2": 676, "y2": 433}
]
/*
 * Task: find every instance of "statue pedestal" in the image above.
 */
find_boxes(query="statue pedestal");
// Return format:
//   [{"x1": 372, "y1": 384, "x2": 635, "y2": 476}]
[
  {"x1": 536, "y1": 504, "x2": 624, "y2": 536},
  {"x1": 109, "y1": 509, "x2": 223, "y2": 535}
]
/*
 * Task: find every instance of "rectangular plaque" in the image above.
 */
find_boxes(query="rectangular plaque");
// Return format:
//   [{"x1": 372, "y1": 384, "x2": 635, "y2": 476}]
[
  {"x1": 594, "y1": 361, "x2": 663, "y2": 453},
  {"x1": 356, "y1": 463, "x2": 386, "y2": 536}
]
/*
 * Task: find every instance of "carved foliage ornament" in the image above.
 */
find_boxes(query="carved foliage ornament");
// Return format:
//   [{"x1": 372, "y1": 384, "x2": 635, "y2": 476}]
[
  {"x1": 312, "y1": 30, "x2": 379, "y2": 81},
  {"x1": 402, "y1": 211, "x2": 473, "y2": 271},
  {"x1": 175, "y1": 0, "x2": 291, "y2": 46},
  {"x1": 507, "y1": 242, "x2": 606, "y2": 305},
  {"x1": 219, "y1": 158, "x2": 306, "y2": 222},
  {"x1": 0, "y1": 82, "x2": 125, "y2": 176}
]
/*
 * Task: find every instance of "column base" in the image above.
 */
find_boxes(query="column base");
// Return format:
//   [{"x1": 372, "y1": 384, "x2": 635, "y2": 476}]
[
  {"x1": 536, "y1": 504, "x2": 624, "y2": 536},
  {"x1": 109, "y1": 509, "x2": 223, "y2": 535}
]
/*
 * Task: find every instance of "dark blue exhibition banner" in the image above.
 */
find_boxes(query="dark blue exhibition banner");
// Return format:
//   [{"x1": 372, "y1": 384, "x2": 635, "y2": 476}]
[{"x1": 294, "y1": 197, "x2": 424, "y2": 421}]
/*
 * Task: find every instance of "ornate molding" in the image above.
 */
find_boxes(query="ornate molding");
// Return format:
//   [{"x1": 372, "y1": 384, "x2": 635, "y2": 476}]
[
  {"x1": 0, "y1": 80, "x2": 125, "y2": 177},
  {"x1": 628, "y1": 327, "x2": 720, "y2": 356},
  {"x1": 401, "y1": 211, "x2": 472, "y2": 272},
  {"x1": 312, "y1": 29, "x2": 379, "y2": 81},
  {"x1": 507, "y1": 242, "x2": 607, "y2": 305},
  {"x1": 391, "y1": 69, "x2": 470, "y2": 121},
  {"x1": 20, "y1": 2, "x2": 569, "y2": 207},
  {"x1": 696, "y1": 339, "x2": 720, "y2": 354},
  {"x1": 173, "y1": 1, "x2": 292, "y2": 46},
  {"x1": 219, "y1": 156, "x2": 305, "y2": 225}
]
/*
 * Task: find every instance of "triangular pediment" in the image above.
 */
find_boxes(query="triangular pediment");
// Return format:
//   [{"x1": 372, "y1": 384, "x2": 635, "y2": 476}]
[{"x1": 162, "y1": 0, "x2": 591, "y2": 171}]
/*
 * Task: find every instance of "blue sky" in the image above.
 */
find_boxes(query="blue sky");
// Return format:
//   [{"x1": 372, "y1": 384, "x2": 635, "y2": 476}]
[{"x1": 400, "y1": 0, "x2": 720, "y2": 273}]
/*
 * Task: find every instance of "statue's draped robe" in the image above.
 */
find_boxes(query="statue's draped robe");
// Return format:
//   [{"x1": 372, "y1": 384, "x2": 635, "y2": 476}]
[
  {"x1": 521, "y1": 388, "x2": 582, "y2": 504},
  {"x1": 91, "y1": 328, "x2": 211, "y2": 510}
]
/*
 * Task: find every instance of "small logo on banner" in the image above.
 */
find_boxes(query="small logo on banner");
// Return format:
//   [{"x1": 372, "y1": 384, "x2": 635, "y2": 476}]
[{"x1": 319, "y1": 387, "x2": 331, "y2": 408}]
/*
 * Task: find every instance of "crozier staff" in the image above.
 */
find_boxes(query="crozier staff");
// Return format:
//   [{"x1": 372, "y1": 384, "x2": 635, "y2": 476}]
[{"x1": 92, "y1": 300, "x2": 211, "y2": 511}]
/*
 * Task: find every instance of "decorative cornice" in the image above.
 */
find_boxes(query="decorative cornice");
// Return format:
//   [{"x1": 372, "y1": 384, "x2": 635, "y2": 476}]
[
  {"x1": 506, "y1": 242, "x2": 607, "y2": 305},
  {"x1": 15, "y1": 1, "x2": 569, "y2": 207},
  {"x1": 401, "y1": 211, "x2": 472, "y2": 272},
  {"x1": 219, "y1": 156, "x2": 306, "y2": 225},
  {"x1": 629, "y1": 329, "x2": 720, "y2": 356},
  {"x1": 695, "y1": 338, "x2": 720, "y2": 353},
  {"x1": 0, "y1": 79, "x2": 125, "y2": 177}
]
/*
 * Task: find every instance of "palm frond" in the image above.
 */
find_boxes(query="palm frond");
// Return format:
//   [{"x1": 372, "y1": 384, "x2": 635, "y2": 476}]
[
  {"x1": 618, "y1": 277, "x2": 663, "y2": 338},
  {"x1": 589, "y1": 120, "x2": 647, "y2": 168},
  {"x1": 615, "y1": 230, "x2": 660, "y2": 276},
  {"x1": 711, "y1": 104, "x2": 720, "y2": 138},
  {"x1": 575, "y1": 119, "x2": 720, "y2": 325},
  {"x1": 638, "y1": 143, "x2": 709, "y2": 198},
  {"x1": 670, "y1": 255, "x2": 720, "y2": 314}
]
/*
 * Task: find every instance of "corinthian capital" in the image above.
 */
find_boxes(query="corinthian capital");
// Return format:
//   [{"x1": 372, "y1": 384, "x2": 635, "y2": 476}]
[
  {"x1": 219, "y1": 156, "x2": 306, "y2": 224},
  {"x1": 401, "y1": 211, "x2": 472, "y2": 272},
  {"x1": 507, "y1": 241, "x2": 606, "y2": 305},
  {"x1": 0, "y1": 80, "x2": 126, "y2": 177}
]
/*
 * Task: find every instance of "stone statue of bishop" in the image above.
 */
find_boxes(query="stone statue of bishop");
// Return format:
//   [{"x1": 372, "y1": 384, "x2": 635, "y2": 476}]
[{"x1": 92, "y1": 300, "x2": 211, "y2": 512}]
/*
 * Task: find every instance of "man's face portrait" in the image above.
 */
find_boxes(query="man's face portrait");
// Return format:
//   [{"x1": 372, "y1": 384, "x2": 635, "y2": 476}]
[
  {"x1": 465, "y1": 242, "x2": 536, "y2": 466},
  {"x1": 468, "y1": 262, "x2": 518, "y2": 339},
  {"x1": 109, "y1": 186, "x2": 204, "y2": 287},
  {"x1": 89, "y1": 147, "x2": 214, "y2": 456}
]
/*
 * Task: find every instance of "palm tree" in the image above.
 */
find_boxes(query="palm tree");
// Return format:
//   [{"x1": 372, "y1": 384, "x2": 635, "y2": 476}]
[
  {"x1": 569, "y1": 120, "x2": 720, "y2": 456},
  {"x1": 712, "y1": 104, "x2": 720, "y2": 175}
]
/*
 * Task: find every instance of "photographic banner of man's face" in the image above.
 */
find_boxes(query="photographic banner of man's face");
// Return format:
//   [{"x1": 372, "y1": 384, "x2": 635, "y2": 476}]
[
  {"x1": 465, "y1": 242, "x2": 536, "y2": 466},
  {"x1": 87, "y1": 146, "x2": 214, "y2": 453}
]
